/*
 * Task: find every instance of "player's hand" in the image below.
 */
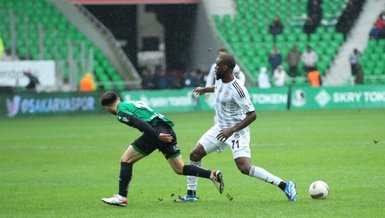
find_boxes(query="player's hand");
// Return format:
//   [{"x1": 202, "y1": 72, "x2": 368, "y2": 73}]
[
  {"x1": 193, "y1": 87, "x2": 205, "y2": 95},
  {"x1": 216, "y1": 128, "x2": 234, "y2": 142},
  {"x1": 158, "y1": 133, "x2": 174, "y2": 142}
]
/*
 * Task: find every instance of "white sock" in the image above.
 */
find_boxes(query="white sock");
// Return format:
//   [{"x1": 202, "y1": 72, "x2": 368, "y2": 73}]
[
  {"x1": 249, "y1": 165, "x2": 283, "y2": 186},
  {"x1": 187, "y1": 160, "x2": 201, "y2": 192}
]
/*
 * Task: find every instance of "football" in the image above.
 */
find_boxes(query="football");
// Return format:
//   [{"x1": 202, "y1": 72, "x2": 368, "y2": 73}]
[{"x1": 309, "y1": 180, "x2": 329, "y2": 199}]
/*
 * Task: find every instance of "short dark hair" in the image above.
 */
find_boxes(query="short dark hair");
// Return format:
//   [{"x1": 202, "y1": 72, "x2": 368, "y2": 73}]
[
  {"x1": 100, "y1": 91, "x2": 118, "y2": 106},
  {"x1": 219, "y1": 54, "x2": 236, "y2": 71},
  {"x1": 217, "y1": 48, "x2": 228, "y2": 54}
]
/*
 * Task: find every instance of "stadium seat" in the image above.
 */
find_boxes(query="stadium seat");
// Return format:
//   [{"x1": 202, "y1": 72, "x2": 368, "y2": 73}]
[
  {"x1": 213, "y1": 0, "x2": 349, "y2": 86},
  {"x1": 361, "y1": 39, "x2": 385, "y2": 81}
]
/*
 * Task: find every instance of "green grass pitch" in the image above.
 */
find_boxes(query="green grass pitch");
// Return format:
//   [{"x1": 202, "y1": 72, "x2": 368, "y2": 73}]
[{"x1": 1, "y1": 109, "x2": 384, "y2": 217}]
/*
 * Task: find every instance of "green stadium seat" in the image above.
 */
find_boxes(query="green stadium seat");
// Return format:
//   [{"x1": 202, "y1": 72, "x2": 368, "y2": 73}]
[
  {"x1": 0, "y1": 0, "x2": 123, "y2": 88},
  {"x1": 213, "y1": 0, "x2": 350, "y2": 83}
]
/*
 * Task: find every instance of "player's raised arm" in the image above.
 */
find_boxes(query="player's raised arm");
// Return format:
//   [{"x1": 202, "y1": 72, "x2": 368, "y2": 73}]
[{"x1": 193, "y1": 86, "x2": 215, "y2": 95}]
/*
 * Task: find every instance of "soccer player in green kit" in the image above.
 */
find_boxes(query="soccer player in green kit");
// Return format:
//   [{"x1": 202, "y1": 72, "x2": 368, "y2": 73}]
[{"x1": 99, "y1": 91, "x2": 224, "y2": 207}]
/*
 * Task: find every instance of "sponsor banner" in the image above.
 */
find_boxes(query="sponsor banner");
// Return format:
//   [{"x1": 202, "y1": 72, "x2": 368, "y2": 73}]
[
  {"x1": 121, "y1": 87, "x2": 289, "y2": 112},
  {"x1": 0, "y1": 61, "x2": 56, "y2": 87},
  {"x1": 121, "y1": 89, "x2": 199, "y2": 112},
  {"x1": 0, "y1": 92, "x2": 105, "y2": 118},
  {"x1": 291, "y1": 85, "x2": 385, "y2": 109},
  {"x1": 2, "y1": 85, "x2": 384, "y2": 117},
  {"x1": 248, "y1": 87, "x2": 288, "y2": 110}
]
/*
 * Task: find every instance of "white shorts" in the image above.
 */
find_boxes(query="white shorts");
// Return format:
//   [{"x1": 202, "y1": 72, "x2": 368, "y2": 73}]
[{"x1": 198, "y1": 125, "x2": 251, "y2": 159}]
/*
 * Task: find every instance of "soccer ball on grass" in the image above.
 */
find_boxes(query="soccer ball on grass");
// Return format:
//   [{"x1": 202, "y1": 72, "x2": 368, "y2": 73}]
[{"x1": 309, "y1": 180, "x2": 329, "y2": 199}]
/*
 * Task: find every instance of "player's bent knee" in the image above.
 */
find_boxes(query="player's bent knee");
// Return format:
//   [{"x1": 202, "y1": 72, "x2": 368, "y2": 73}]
[
  {"x1": 189, "y1": 145, "x2": 205, "y2": 161},
  {"x1": 237, "y1": 164, "x2": 251, "y2": 175},
  {"x1": 239, "y1": 168, "x2": 250, "y2": 175},
  {"x1": 189, "y1": 152, "x2": 201, "y2": 161}
]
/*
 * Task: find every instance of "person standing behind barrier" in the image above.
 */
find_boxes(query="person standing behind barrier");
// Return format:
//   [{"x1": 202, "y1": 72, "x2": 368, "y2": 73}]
[
  {"x1": 349, "y1": 48, "x2": 362, "y2": 78},
  {"x1": 79, "y1": 72, "x2": 96, "y2": 92},
  {"x1": 268, "y1": 46, "x2": 282, "y2": 73},
  {"x1": 307, "y1": 67, "x2": 321, "y2": 87},
  {"x1": 301, "y1": 45, "x2": 318, "y2": 74},
  {"x1": 303, "y1": 17, "x2": 316, "y2": 39},
  {"x1": 269, "y1": 16, "x2": 284, "y2": 42},
  {"x1": 257, "y1": 67, "x2": 271, "y2": 89},
  {"x1": 286, "y1": 45, "x2": 301, "y2": 78},
  {"x1": 273, "y1": 65, "x2": 288, "y2": 87}
]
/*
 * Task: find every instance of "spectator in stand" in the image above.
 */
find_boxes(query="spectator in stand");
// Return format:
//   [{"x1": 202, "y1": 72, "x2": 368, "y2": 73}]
[
  {"x1": 375, "y1": 12, "x2": 385, "y2": 39},
  {"x1": 307, "y1": 0, "x2": 322, "y2": 27},
  {"x1": 349, "y1": 48, "x2": 362, "y2": 77},
  {"x1": 169, "y1": 70, "x2": 183, "y2": 89},
  {"x1": 195, "y1": 69, "x2": 207, "y2": 87},
  {"x1": 79, "y1": 72, "x2": 96, "y2": 92},
  {"x1": 286, "y1": 45, "x2": 301, "y2": 78},
  {"x1": 272, "y1": 65, "x2": 288, "y2": 87},
  {"x1": 354, "y1": 64, "x2": 364, "y2": 85},
  {"x1": 303, "y1": 17, "x2": 316, "y2": 39},
  {"x1": 141, "y1": 68, "x2": 156, "y2": 90},
  {"x1": 307, "y1": 67, "x2": 321, "y2": 87},
  {"x1": 257, "y1": 67, "x2": 271, "y2": 89},
  {"x1": 183, "y1": 71, "x2": 197, "y2": 87},
  {"x1": 268, "y1": 46, "x2": 282, "y2": 73},
  {"x1": 369, "y1": 24, "x2": 382, "y2": 39},
  {"x1": 375, "y1": 14, "x2": 385, "y2": 30},
  {"x1": 301, "y1": 45, "x2": 318, "y2": 74},
  {"x1": 269, "y1": 16, "x2": 284, "y2": 42},
  {"x1": 155, "y1": 70, "x2": 168, "y2": 89},
  {"x1": 336, "y1": 0, "x2": 365, "y2": 39}
]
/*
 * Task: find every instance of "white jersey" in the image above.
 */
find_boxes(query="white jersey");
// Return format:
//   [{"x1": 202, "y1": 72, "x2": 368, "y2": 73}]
[
  {"x1": 206, "y1": 63, "x2": 245, "y2": 87},
  {"x1": 214, "y1": 78, "x2": 255, "y2": 129}
]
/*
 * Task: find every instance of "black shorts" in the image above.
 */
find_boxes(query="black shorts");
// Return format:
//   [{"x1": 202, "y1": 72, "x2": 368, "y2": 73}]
[{"x1": 131, "y1": 122, "x2": 181, "y2": 159}]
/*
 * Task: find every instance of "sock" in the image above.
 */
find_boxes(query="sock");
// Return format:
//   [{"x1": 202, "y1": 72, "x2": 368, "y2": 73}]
[
  {"x1": 187, "y1": 190, "x2": 196, "y2": 196},
  {"x1": 118, "y1": 162, "x2": 133, "y2": 198},
  {"x1": 278, "y1": 181, "x2": 287, "y2": 191},
  {"x1": 185, "y1": 161, "x2": 200, "y2": 195},
  {"x1": 183, "y1": 165, "x2": 211, "y2": 178},
  {"x1": 249, "y1": 165, "x2": 283, "y2": 186}
]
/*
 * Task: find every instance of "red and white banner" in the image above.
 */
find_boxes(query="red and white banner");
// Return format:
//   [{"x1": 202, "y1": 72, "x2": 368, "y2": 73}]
[{"x1": 70, "y1": 0, "x2": 199, "y2": 4}]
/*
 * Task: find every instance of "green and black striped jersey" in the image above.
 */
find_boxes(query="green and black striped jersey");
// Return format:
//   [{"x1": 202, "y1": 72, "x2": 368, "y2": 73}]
[{"x1": 116, "y1": 100, "x2": 174, "y2": 127}]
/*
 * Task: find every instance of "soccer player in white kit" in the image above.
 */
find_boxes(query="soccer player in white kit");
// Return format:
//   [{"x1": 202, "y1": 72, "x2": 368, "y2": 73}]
[
  {"x1": 177, "y1": 54, "x2": 297, "y2": 202},
  {"x1": 205, "y1": 48, "x2": 246, "y2": 87}
]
